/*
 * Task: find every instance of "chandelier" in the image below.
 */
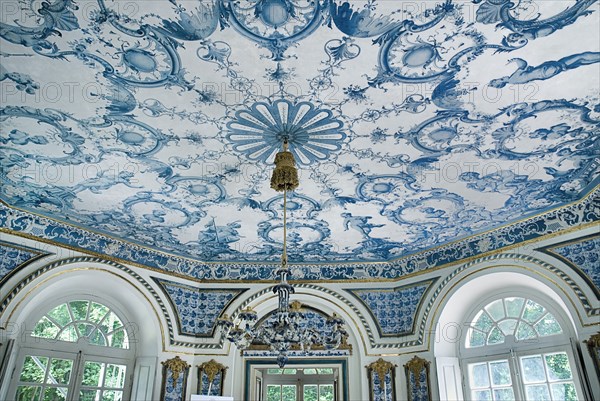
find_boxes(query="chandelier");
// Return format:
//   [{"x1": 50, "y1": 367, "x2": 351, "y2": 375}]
[{"x1": 217, "y1": 139, "x2": 348, "y2": 367}]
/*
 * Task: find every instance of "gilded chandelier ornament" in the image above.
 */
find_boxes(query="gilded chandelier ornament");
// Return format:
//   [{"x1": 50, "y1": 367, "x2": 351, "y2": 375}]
[{"x1": 217, "y1": 138, "x2": 348, "y2": 367}]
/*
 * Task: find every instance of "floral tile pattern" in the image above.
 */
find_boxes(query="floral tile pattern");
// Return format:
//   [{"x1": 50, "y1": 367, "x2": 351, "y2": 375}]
[
  {"x1": 348, "y1": 279, "x2": 436, "y2": 336},
  {"x1": 543, "y1": 235, "x2": 600, "y2": 294},
  {"x1": 153, "y1": 277, "x2": 246, "y2": 337}
]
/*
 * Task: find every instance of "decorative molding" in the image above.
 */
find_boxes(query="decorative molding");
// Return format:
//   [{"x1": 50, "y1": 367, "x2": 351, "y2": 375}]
[
  {"x1": 422, "y1": 253, "x2": 600, "y2": 352},
  {"x1": 0, "y1": 240, "x2": 52, "y2": 284},
  {"x1": 538, "y1": 233, "x2": 600, "y2": 298},
  {"x1": 1, "y1": 187, "x2": 597, "y2": 281},
  {"x1": 0, "y1": 256, "x2": 227, "y2": 350}
]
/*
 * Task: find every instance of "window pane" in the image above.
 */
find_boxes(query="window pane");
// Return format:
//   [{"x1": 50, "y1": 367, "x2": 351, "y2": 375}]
[
  {"x1": 282, "y1": 385, "x2": 296, "y2": 401},
  {"x1": 47, "y1": 304, "x2": 71, "y2": 326},
  {"x1": 485, "y1": 300, "x2": 505, "y2": 321},
  {"x1": 89, "y1": 303, "x2": 110, "y2": 323},
  {"x1": 47, "y1": 358, "x2": 73, "y2": 385},
  {"x1": 43, "y1": 387, "x2": 68, "y2": 401},
  {"x1": 267, "y1": 369, "x2": 282, "y2": 375},
  {"x1": 102, "y1": 390, "x2": 123, "y2": 401},
  {"x1": 504, "y1": 297, "x2": 524, "y2": 318},
  {"x1": 82, "y1": 361, "x2": 104, "y2": 386},
  {"x1": 534, "y1": 314, "x2": 562, "y2": 337},
  {"x1": 487, "y1": 327, "x2": 505, "y2": 345},
  {"x1": 89, "y1": 329, "x2": 107, "y2": 346},
  {"x1": 16, "y1": 385, "x2": 42, "y2": 401},
  {"x1": 57, "y1": 326, "x2": 78, "y2": 343},
  {"x1": 99, "y1": 312, "x2": 123, "y2": 333},
  {"x1": 550, "y1": 383, "x2": 577, "y2": 401},
  {"x1": 474, "y1": 312, "x2": 494, "y2": 333},
  {"x1": 469, "y1": 363, "x2": 490, "y2": 388},
  {"x1": 525, "y1": 384, "x2": 550, "y2": 401},
  {"x1": 105, "y1": 364, "x2": 127, "y2": 388},
  {"x1": 267, "y1": 385, "x2": 281, "y2": 401},
  {"x1": 304, "y1": 385, "x2": 317, "y2": 401},
  {"x1": 490, "y1": 360, "x2": 511, "y2": 386},
  {"x1": 303, "y1": 369, "x2": 317, "y2": 375},
  {"x1": 516, "y1": 322, "x2": 536, "y2": 341},
  {"x1": 472, "y1": 390, "x2": 491, "y2": 401},
  {"x1": 109, "y1": 329, "x2": 128, "y2": 349},
  {"x1": 80, "y1": 389, "x2": 100, "y2": 401},
  {"x1": 492, "y1": 388, "x2": 515, "y2": 401},
  {"x1": 319, "y1": 384, "x2": 334, "y2": 401},
  {"x1": 32, "y1": 317, "x2": 60, "y2": 339},
  {"x1": 497, "y1": 319, "x2": 518, "y2": 336},
  {"x1": 522, "y1": 300, "x2": 545, "y2": 323},
  {"x1": 20, "y1": 356, "x2": 48, "y2": 383},
  {"x1": 521, "y1": 356, "x2": 546, "y2": 383},
  {"x1": 469, "y1": 329, "x2": 486, "y2": 347},
  {"x1": 69, "y1": 301, "x2": 89, "y2": 321},
  {"x1": 545, "y1": 353, "x2": 572, "y2": 381},
  {"x1": 77, "y1": 323, "x2": 95, "y2": 338},
  {"x1": 283, "y1": 369, "x2": 296, "y2": 374},
  {"x1": 317, "y1": 368, "x2": 333, "y2": 374}
]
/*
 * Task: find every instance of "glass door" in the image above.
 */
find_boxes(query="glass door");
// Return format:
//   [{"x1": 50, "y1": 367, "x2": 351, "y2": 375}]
[
  {"x1": 9, "y1": 348, "x2": 131, "y2": 401},
  {"x1": 11, "y1": 350, "x2": 78, "y2": 401}
]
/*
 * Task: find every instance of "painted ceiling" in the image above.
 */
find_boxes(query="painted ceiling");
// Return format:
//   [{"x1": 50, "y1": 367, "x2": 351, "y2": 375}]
[{"x1": 1, "y1": 0, "x2": 599, "y2": 272}]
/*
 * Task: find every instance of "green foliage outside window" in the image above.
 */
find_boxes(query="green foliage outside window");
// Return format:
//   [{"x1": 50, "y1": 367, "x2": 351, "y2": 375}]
[
  {"x1": 31, "y1": 301, "x2": 128, "y2": 349},
  {"x1": 467, "y1": 297, "x2": 562, "y2": 348}
]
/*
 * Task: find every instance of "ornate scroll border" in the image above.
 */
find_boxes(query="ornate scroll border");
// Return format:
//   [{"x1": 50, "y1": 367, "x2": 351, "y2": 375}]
[
  {"x1": 404, "y1": 356, "x2": 432, "y2": 401},
  {"x1": 366, "y1": 358, "x2": 396, "y2": 401},
  {"x1": 160, "y1": 356, "x2": 191, "y2": 401},
  {"x1": 197, "y1": 359, "x2": 227, "y2": 396}
]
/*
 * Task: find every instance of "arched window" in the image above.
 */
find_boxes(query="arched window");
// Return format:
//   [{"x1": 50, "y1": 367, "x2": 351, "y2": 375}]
[
  {"x1": 32, "y1": 300, "x2": 129, "y2": 349},
  {"x1": 8, "y1": 298, "x2": 134, "y2": 401},
  {"x1": 460, "y1": 295, "x2": 582, "y2": 401}
]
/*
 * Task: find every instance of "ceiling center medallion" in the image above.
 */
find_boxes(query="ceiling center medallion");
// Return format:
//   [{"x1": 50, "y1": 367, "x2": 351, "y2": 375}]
[{"x1": 226, "y1": 99, "x2": 346, "y2": 165}]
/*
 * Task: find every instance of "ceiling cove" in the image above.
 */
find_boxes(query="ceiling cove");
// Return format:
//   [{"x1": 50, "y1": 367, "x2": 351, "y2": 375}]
[{"x1": 0, "y1": 0, "x2": 599, "y2": 272}]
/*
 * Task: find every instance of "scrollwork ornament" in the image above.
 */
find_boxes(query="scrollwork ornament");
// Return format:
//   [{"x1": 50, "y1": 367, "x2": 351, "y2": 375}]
[
  {"x1": 199, "y1": 359, "x2": 227, "y2": 383},
  {"x1": 585, "y1": 332, "x2": 600, "y2": 378},
  {"x1": 405, "y1": 356, "x2": 429, "y2": 378},
  {"x1": 367, "y1": 358, "x2": 396, "y2": 391},
  {"x1": 162, "y1": 356, "x2": 190, "y2": 387}
]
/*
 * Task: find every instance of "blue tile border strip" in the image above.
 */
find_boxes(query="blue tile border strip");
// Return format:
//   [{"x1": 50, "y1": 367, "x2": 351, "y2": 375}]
[{"x1": 0, "y1": 188, "x2": 598, "y2": 281}]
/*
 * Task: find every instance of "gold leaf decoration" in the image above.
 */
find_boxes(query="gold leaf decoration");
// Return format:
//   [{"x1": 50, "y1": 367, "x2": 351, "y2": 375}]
[
  {"x1": 199, "y1": 359, "x2": 227, "y2": 383},
  {"x1": 162, "y1": 356, "x2": 191, "y2": 387}
]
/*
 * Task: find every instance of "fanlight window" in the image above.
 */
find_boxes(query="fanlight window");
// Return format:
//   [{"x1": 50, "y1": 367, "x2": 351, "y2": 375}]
[
  {"x1": 466, "y1": 297, "x2": 562, "y2": 348},
  {"x1": 31, "y1": 300, "x2": 129, "y2": 349}
]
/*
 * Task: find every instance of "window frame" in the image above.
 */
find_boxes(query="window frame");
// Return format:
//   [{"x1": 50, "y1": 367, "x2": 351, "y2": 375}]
[
  {"x1": 8, "y1": 296, "x2": 135, "y2": 401},
  {"x1": 459, "y1": 292, "x2": 583, "y2": 401},
  {"x1": 262, "y1": 368, "x2": 337, "y2": 401}
]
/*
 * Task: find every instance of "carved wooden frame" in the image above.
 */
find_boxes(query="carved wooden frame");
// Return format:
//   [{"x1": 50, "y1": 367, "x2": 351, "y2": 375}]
[
  {"x1": 366, "y1": 358, "x2": 397, "y2": 401},
  {"x1": 160, "y1": 356, "x2": 191, "y2": 401},
  {"x1": 585, "y1": 332, "x2": 600, "y2": 379},
  {"x1": 197, "y1": 359, "x2": 228, "y2": 396},
  {"x1": 404, "y1": 356, "x2": 432, "y2": 401}
]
